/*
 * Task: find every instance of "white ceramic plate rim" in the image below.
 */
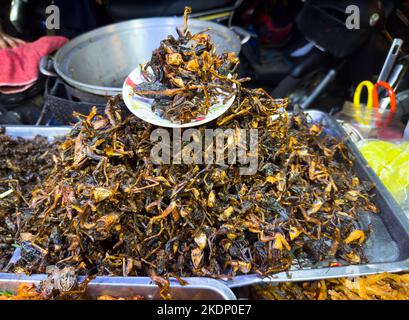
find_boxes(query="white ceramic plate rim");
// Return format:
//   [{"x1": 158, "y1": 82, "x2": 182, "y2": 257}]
[{"x1": 122, "y1": 66, "x2": 235, "y2": 128}]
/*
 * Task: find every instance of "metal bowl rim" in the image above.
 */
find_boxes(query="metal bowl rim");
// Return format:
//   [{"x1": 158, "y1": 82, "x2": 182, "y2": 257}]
[{"x1": 53, "y1": 17, "x2": 241, "y2": 96}]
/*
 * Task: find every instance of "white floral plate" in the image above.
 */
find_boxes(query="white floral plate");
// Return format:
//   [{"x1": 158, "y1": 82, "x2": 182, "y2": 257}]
[{"x1": 122, "y1": 66, "x2": 235, "y2": 128}]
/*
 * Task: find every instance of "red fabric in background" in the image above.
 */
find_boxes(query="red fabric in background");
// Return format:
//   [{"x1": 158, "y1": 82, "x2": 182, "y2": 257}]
[{"x1": 0, "y1": 36, "x2": 68, "y2": 93}]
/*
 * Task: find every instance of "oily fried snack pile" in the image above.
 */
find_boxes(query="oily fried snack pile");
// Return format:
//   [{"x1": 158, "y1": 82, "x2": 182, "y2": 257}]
[
  {"x1": 0, "y1": 132, "x2": 56, "y2": 271},
  {"x1": 251, "y1": 273, "x2": 409, "y2": 300},
  {"x1": 13, "y1": 88, "x2": 376, "y2": 278},
  {"x1": 134, "y1": 7, "x2": 240, "y2": 123}
]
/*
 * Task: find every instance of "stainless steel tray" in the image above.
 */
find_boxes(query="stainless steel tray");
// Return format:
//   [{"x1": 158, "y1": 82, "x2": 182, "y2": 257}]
[
  {"x1": 2, "y1": 109, "x2": 409, "y2": 288},
  {"x1": 0, "y1": 273, "x2": 236, "y2": 300}
]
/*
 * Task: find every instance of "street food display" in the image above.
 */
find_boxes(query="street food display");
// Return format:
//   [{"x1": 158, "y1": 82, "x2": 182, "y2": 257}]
[
  {"x1": 0, "y1": 6, "x2": 406, "y2": 301},
  {"x1": 8, "y1": 92, "x2": 375, "y2": 278}
]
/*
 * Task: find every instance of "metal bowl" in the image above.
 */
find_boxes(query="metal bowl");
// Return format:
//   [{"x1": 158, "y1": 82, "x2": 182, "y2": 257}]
[{"x1": 50, "y1": 17, "x2": 242, "y2": 96}]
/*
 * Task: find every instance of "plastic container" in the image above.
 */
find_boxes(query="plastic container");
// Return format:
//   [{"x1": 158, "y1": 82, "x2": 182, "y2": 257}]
[{"x1": 335, "y1": 101, "x2": 405, "y2": 141}]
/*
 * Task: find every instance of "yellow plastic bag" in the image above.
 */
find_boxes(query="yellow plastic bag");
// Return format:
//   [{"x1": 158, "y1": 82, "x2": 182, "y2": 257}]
[
  {"x1": 358, "y1": 140, "x2": 402, "y2": 175},
  {"x1": 380, "y1": 150, "x2": 409, "y2": 205},
  {"x1": 358, "y1": 140, "x2": 409, "y2": 208}
]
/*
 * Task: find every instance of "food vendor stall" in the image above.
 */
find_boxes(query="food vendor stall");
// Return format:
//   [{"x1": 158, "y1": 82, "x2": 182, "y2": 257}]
[{"x1": 0, "y1": 1, "x2": 409, "y2": 306}]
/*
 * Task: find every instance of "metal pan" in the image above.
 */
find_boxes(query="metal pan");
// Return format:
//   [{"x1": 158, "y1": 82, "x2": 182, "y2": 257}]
[
  {"x1": 2, "y1": 110, "x2": 409, "y2": 288},
  {"x1": 40, "y1": 18, "x2": 248, "y2": 96}
]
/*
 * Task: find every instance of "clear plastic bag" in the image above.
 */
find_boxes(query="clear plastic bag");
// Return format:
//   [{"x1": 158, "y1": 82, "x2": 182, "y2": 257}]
[{"x1": 335, "y1": 101, "x2": 405, "y2": 141}]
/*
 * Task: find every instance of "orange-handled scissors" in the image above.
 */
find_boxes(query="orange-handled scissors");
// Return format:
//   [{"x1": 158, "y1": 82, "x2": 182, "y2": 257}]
[
  {"x1": 353, "y1": 80, "x2": 396, "y2": 127},
  {"x1": 372, "y1": 81, "x2": 396, "y2": 127}
]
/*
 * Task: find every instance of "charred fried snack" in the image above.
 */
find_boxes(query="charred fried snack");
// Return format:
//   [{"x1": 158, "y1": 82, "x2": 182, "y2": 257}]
[
  {"x1": 134, "y1": 7, "x2": 241, "y2": 123},
  {"x1": 11, "y1": 86, "x2": 376, "y2": 279},
  {"x1": 0, "y1": 132, "x2": 57, "y2": 271},
  {"x1": 252, "y1": 273, "x2": 409, "y2": 300}
]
